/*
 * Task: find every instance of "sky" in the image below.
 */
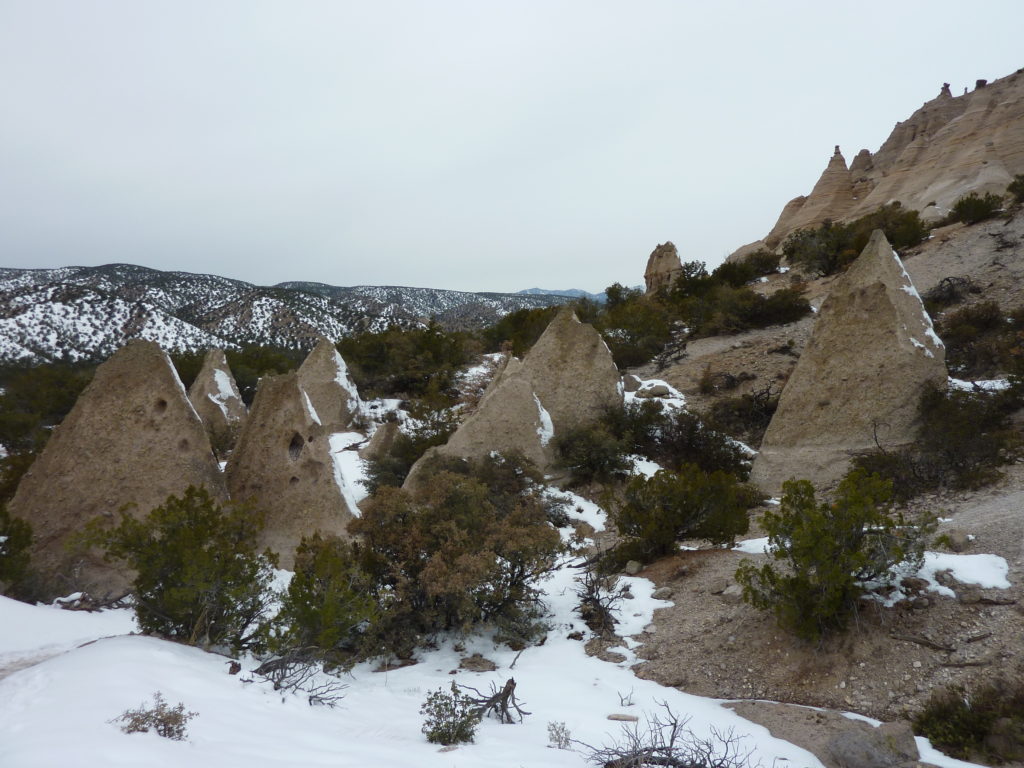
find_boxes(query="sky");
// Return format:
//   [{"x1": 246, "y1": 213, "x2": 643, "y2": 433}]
[{"x1": 0, "y1": 2, "x2": 1022, "y2": 294}]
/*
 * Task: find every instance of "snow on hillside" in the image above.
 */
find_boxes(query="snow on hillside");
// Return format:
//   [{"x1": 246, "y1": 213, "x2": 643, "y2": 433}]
[{"x1": 0, "y1": 266, "x2": 574, "y2": 363}]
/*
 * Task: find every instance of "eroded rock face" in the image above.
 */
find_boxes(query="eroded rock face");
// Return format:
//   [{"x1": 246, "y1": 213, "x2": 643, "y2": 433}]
[
  {"x1": 644, "y1": 242, "x2": 683, "y2": 294},
  {"x1": 756, "y1": 69, "x2": 1024, "y2": 250},
  {"x1": 752, "y1": 231, "x2": 947, "y2": 492},
  {"x1": 225, "y1": 372, "x2": 351, "y2": 568},
  {"x1": 405, "y1": 309, "x2": 622, "y2": 484},
  {"x1": 9, "y1": 340, "x2": 226, "y2": 598},
  {"x1": 296, "y1": 337, "x2": 361, "y2": 432},
  {"x1": 188, "y1": 348, "x2": 247, "y2": 451}
]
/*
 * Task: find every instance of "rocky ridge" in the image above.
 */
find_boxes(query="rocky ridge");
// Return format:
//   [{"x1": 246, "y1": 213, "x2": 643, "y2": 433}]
[{"x1": 740, "y1": 68, "x2": 1024, "y2": 253}]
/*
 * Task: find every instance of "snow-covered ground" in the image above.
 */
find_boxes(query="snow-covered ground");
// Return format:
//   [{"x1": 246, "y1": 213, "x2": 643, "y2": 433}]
[{"x1": 2, "y1": 499, "x2": 998, "y2": 767}]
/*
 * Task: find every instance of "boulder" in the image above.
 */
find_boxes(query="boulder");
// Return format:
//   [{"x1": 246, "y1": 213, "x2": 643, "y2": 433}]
[
  {"x1": 752, "y1": 230, "x2": 947, "y2": 492},
  {"x1": 826, "y1": 720, "x2": 919, "y2": 768},
  {"x1": 187, "y1": 348, "x2": 247, "y2": 452},
  {"x1": 9, "y1": 340, "x2": 227, "y2": 598},
  {"x1": 644, "y1": 242, "x2": 683, "y2": 294},
  {"x1": 296, "y1": 337, "x2": 362, "y2": 432},
  {"x1": 225, "y1": 372, "x2": 352, "y2": 568},
  {"x1": 359, "y1": 420, "x2": 400, "y2": 461},
  {"x1": 404, "y1": 309, "x2": 622, "y2": 485}
]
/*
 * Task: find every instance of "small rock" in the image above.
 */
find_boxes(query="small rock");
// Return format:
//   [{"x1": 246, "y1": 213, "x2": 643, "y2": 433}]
[
  {"x1": 912, "y1": 596, "x2": 930, "y2": 609},
  {"x1": 652, "y1": 587, "x2": 674, "y2": 600},
  {"x1": 708, "y1": 577, "x2": 729, "y2": 595},
  {"x1": 959, "y1": 589, "x2": 982, "y2": 605},
  {"x1": 624, "y1": 560, "x2": 643, "y2": 576},
  {"x1": 459, "y1": 653, "x2": 497, "y2": 672},
  {"x1": 567, "y1": 631, "x2": 584, "y2": 641},
  {"x1": 827, "y1": 720, "x2": 919, "y2": 768},
  {"x1": 899, "y1": 577, "x2": 929, "y2": 593},
  {"x1": 607, "y1": 714, "x2": 639, "y2": 722},
  {"x1": 622, "y1": 374, "x2": 642, "y2": 393},
  {"x1": 720, "y1": 584, "x2": 744, "y2": 605},
  {"x1": 636, "y1": 384, "x2": 670, "y2": 398},
  {"x1": 913, "y1": 661, "x2": 922, "y2": 669}
]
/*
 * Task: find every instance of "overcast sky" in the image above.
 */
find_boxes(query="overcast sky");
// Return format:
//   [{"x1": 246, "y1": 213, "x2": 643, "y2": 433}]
[{"x1": 1, "y1": 2, "x2": 1021, "y2": 293}]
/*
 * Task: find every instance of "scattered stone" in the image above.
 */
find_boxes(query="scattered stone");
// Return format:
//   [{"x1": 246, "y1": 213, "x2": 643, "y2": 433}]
[
  {"x1": 225, "y1": 372, "x2": 352, "y2": 569},
  {"x1": 652, "y1": 587, "x2": 674, "y2": 600},
  {"x1": 9, "y1": 340, "x2": 227, "y2": 599},
  {"x1": 622, "y1": 374, "x2": 642, "y2": 392},
  {"x1": 624, "y1": 561, "x2": 643, "y2": 576},
  {"x1": 899, "y1": 577, "x2": 929, "y2": 593},
  {"x1": 607, "y1": 714, "x2": 640, "y2": 722}
]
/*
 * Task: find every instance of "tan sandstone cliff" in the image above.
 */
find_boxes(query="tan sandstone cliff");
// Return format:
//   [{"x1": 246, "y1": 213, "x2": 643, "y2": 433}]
[
  {"x1": 755, "y1": 69, "x2": 1024, "y2": 251},
  {"x1": 188, "y1": 348, "x2": 247, "y2": 451}
]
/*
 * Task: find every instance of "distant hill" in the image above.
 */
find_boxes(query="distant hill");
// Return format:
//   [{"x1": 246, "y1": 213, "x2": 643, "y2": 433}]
[
  {"x1": 0, "y1": 265, "x2": 573, "y2": 364},
  {"x1": 517, "y1": 287, "x2": 607, "y2": 302}
]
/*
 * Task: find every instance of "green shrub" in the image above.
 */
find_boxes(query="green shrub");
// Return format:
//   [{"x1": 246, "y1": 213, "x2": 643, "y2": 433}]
[
  {"x1": 596, "y1": 295, "x2": 674, "y2": 368},
  {"x1": 1009, "y1": 174, "x2": 1024, "y2": 205},
  {"x1": 782, "y1": 204, "x2": 928, "y2": 277},
  {"x1": 601, "y1": 401, "x2": 752, "y2": 480},
  {"x1": 481, "y1": 306, "x2": 560, "y2": 357},
  {"x1": 912, "y1": 679, "x2": 1024, "y2": 763},
  {"x1": 112, "y1": 692, "x2": 197, "y2": 741},
  {"x1": 610, "y1": 465, "x2": 759, "y2": 564},
  {"x1": 420, "y1": 683, "x2": 480, "y2": 745},
  {"x1": 362, "y1": 407, "x2": 459, "y2": 492},
  {"x1": 272, "y1": 533, "x2": 377, "y2": 667},
  {"x1": 707, "y1": 383, "x2": 779, "y2": 449},
  {"x1": 352, "y1": 469, "x2": 562, "y2": 655},
  {"x1": 735, "y1": 470, "x2": 935, "y2": 642},
  {"x1": 338, "y1": 323, "x2": 477, "y2": 399},
  {"x1": 86, "y1": 486, "x2": 276, "y2": 651},
  {"x1": 950, "y1": 192, "x2": 1004, "y2": 225},
  {"x1": 0, "y1": 504, "x2": 32, "y2": 592},
  {"x1": 853, "y1": 382, "x2": 1020, "y2": 500},
  {"x1": 938, "y1": 301, "x2": 1022, "y2": 378},
  {"x1": 555, "y1": 423, "x2": 631, "y2": 484}
]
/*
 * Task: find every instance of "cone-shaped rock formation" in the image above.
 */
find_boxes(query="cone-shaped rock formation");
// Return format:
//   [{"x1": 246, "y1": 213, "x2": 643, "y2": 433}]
[
  {"x1": 405, "y1": 309, "x2": 621, "y2": 485},
  {"x1": 751, "y1": 230, "x2": 947, "y2": 492},
  {"x1": 225, "y1": 372, "x2": 351, "y2": 568},
  {"x1": 296, "y1": 337, "x2": 362, "y2": 432},
  {"x1": 9, "y1": 340, "x2": 227, "y2": 598},
  {"x1": 188, "y1": 348, "x2": 247, "y2": 451}
]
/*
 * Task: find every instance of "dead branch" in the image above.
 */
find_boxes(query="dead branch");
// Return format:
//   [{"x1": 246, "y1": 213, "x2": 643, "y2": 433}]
[
  {"x1": 890, "y1": 633, "x2": 956, "y2": 653},
  {"x1": 579, "y1": 700, "x2": 757, "y2": 768},
  {"x1": 458, "y1": 677, "x2": 530, "y2": 724}
]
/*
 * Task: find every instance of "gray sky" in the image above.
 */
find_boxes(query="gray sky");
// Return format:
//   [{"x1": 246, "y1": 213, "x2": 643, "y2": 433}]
[{"x1": 1, "y1": 2, "x2": 1021, "y2": 293}]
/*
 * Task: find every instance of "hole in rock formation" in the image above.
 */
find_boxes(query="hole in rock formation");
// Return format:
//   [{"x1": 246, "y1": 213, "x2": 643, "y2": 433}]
[{"x1": 288, "y1": 433, "x2": 304, "y2": 461}]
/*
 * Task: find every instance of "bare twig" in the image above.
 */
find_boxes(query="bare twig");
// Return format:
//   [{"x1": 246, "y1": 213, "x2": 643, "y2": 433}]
[{"x1": 458, "y1": 678, "x2": 530, "y2": 724}]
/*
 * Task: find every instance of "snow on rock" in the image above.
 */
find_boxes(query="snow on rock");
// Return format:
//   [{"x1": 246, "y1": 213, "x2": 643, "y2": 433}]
[
  {"x1": 949, "y1": 377, "x2": 1011, "y2": 392},
  {"x1": 534, "y1": 393, "x2": 555, "y2": 446},
  {"x1": 917, "y1": 552, "x2": 1011, "y2": 596},
  {"x1": 328, "y1": 432, "x2": 370, "y2": 517}
]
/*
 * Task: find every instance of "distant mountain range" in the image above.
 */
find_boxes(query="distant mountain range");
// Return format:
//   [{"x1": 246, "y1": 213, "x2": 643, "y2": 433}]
[
  {"x1": 0, "y1": 264, "x2": 577, "y2": 364},
  {"x1": 516, "y1": 287, "x2": 607, "y2": 302}
]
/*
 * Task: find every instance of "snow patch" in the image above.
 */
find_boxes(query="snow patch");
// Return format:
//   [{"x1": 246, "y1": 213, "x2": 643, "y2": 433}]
[
  {"x1": 328, "y1": 432, "x2": 369, "y2": 517},
  {"x1": 533, "y1": 394, "x2": 554, "y2": 446}
]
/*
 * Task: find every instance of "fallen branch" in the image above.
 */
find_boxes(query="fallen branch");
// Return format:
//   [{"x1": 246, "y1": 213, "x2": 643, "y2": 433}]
[
  {"x1": 458, "y1": 678, "x2": 530, "y2": 724},
  {"x1": 890, "y1": 633, "x2": 955, "y2": 653}
]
